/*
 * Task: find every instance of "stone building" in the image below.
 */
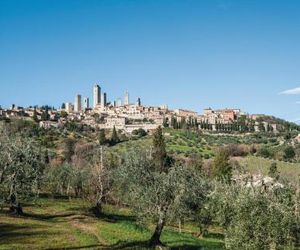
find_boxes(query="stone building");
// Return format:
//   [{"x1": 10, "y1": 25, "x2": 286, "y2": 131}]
[
  {"x1": 74, "y1": 94, "x2": 82, "y2": 112},
  {"x1": 93, "y1": 84, "x2": 101, "y2": 108}
]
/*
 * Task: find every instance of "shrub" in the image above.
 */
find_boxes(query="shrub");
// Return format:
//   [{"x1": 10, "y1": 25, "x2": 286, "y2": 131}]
[
  {"x1": 226, "y1": 144, "x2": 248, "y2": 157},
  {"x1": 249, "y1": 145, "x2": 257, "y2": 155},
  {"x1": 212, "y1": 148, "x2": 232, "y2": 183},
  {"x1": 203, "y1": 154, "x2": 210, "y2": 159},
  {"x1": 284, "y1": 146, "x2": 296, "y2": 160},
  {"x1": 212, "y1": 184, "x2": 295, "y2": 250},
  {"x1": 132, "y1": 128, "x2": 147, "y2": 138},
  {"x1": 258, "y1": 147, "x2": 272, "y2": 158}
]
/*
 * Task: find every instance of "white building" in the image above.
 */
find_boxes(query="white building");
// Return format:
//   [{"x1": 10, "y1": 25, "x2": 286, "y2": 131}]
[
  {"x1": 117, "y1": 98, "x2": 122, "y2": 107},
  {"x1": 159, "y1": 104, "x2": 168, "y2": 110},
  {"x1": 124, "y1": 90, "x2": 129, "y2": 106},
  {"x1": 124, "y1": 123, "x2": 160, "y2": 133},
  {"x1": 83, "y1": 97, "x2": 89, "y2": 110},
  {"x1": 74, "y1": 94, "x2": 82, "y2": 112},
  {"x1": 105, "y1": 117, "x2": 126, "y2": 129},
  {"x1": 39, "y1": 121, "x2": 62, "y2": 129},
  {"x1": 65, "y1": 102, "x2": 74, "y2": 113}
]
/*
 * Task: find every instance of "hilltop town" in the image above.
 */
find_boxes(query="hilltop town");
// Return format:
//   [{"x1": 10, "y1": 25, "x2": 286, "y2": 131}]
[{"x1": 0, "y1": 84, "x2": 294, "y2": 134}]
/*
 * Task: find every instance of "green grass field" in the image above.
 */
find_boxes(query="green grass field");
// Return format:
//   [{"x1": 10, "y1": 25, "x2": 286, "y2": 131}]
[
  {"x1": 0, "y1": 198, "x2": 224, "y2": 250},
  {"x1": 240, "y1": 156, "x2": 300, "y2": 183},
  {"x1": 107, "y1": 130, "x2": 214, "y2": 159}
]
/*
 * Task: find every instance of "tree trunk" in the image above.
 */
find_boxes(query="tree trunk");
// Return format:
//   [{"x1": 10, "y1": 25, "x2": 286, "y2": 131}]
[
  {"x1": 178, "y1": 220, "x2": 182, "y2": 234},
  {"x1": 9, "y1": 194, "x2": 23, "y2": 216},
  {"x1": 93, "y1": 146, "x2": 105, "y2": 218},
  {"x1": 93, "y1": 201, "x2": 102, "y2": 217},
  {"x1": 197, "y1": 225, "x2": 207, "y2": 238},
  {"x1": 66, "y1": 182, "x2": 70, "y2": 196},
  {"x1": 10, "y1": 202, "x2": 23, "y2": 216},
  {"x1": 149, "y1": 210, "x2": 167, "y2": 246}
]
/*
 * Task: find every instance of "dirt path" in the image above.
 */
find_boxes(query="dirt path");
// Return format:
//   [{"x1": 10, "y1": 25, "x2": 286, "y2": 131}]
[{"x1": 67, "y1": 214, "x2": 108, "y2": 246}]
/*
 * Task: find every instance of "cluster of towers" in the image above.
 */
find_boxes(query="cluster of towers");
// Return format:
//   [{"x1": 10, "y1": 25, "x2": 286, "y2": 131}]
[
  {"x1": 67, "y1": 84, "x2": 141, "y2": 113},
  {"x1": 73, "y1": 95, "x2": 92, "y2": 112},
  {"x1": 70, "y1": 84, "x2": 107, "y2": 113},
  {"x1": 114, "y1": 90, "x2": 130, "y2": 107}
]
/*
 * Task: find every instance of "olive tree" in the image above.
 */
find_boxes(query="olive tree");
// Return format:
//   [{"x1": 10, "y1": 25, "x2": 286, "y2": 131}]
[
  {"x1": 45, "y1": 164, "x2": 75, "y2": 196},
  {"x1": 212, "y1": 148, "x2": 232, "y2": 183},
  {"x1": 88, "y1": 147, "x2": 115, "y2": 216},
  {"x1": 0, "y1": 134, "x2": 45, "y2": 214},
  {"x1": 116, "y1": 148, "x2": 209, "y2": 246},
  {"x1": 211, "y1": 182, "x2": 296, "y2": 249},
  {"x1": 46, "y1": 143, "x2": 94, "y2": 197}
]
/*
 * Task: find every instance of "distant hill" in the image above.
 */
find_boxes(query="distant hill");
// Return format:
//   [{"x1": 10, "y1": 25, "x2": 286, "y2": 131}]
[{"x1": 255, "y1": 115, "x2": 300, "y2": 132}]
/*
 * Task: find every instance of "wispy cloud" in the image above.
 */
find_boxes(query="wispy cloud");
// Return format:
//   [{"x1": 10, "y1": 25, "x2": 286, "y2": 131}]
[
  {"x1": 296, "y1": 101, "x2": 300, "y2": 104},
  {"x1": 279, "y1": 87, "x2": 300, "y2": 95}
]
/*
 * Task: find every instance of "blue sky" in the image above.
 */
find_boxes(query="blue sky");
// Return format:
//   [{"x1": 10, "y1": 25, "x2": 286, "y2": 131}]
[{"x1": 1, "y1": 0, "x2": 300, "y2": 121}]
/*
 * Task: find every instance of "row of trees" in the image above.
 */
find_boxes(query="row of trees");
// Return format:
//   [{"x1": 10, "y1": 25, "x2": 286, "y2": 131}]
[
  {"x1": 198, "y1": 120, "x2": 274, "y2": 133},
  {"x1": 32, "y1": 106, "x2": 51, "y2": 122},
  {"x1": 99, "y1": 127, "x2": 147, "y2": 146},
  {"x1": 165, "y1": 115, "x2": 275, "y2": 133}
]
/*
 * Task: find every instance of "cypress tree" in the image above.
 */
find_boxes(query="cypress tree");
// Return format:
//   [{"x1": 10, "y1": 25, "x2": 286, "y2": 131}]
[
  {"x1": 99, "y1": 129, "x2": 106, "y2": 145},
  {"x1": 163, "y1": 118, "x2": 168, "y2": 128},
  {"x1": 268, "y1": 162, "x2": 279, "y2": 180},
  {"x1": 32, "y1": 108, "x2": 38, "y2": 122},
  {"x1": 152, "y1": 126, "x2": 167, "y2": 172},
  {"x1": 258, "y1": 122, "x2": 266, "y2": 132},
  {"x1": 41, "y1": 106, "x2": 50, "y2": 121},
  {"x1": 110, "y1": 126, "x2": 119, "y2": 145}
]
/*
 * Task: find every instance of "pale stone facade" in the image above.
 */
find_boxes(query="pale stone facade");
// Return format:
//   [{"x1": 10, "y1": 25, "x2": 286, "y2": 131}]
[{"x1": 74, "y1": 94, "x2": 82, "y2": 112}]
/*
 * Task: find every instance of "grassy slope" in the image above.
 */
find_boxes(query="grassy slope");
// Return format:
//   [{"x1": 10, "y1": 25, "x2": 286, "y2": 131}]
[
  {"x1": 0, "y1": 198, "x2": 224, "y2": 250},
  {"x1": 108, "y1": 131, "x2": 300, "y2": 185},
  {"x1": 113, "y1": 131, "x2": 300, "y2": 181},
  {"x1": 110, "y1": 129, "x2": 214, "y2": 158},
  {"x1": 240, "y1": 156, "x2": 300, "y2": 183}
]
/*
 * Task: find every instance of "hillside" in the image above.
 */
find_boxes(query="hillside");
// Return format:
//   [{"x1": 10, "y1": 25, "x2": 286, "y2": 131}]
[{"x1": 2, "y1": 119, "x2": 300, "y2": 249}]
